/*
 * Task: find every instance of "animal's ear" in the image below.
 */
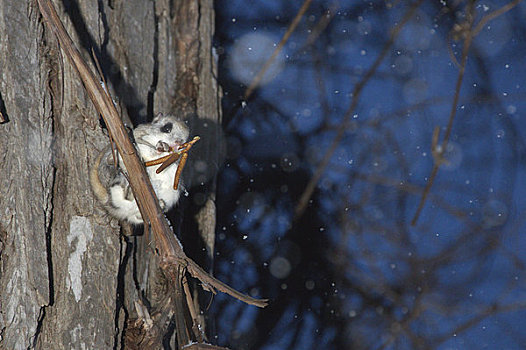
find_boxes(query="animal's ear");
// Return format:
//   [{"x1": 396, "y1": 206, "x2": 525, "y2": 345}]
[{"x1": 152, "y1": 112, "x2": 164, "y2": 123}]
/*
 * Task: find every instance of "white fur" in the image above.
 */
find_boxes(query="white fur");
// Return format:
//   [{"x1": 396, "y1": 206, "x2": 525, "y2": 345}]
[{"x1": 91, "y1": 113, "x2": 189, "y2": 224}]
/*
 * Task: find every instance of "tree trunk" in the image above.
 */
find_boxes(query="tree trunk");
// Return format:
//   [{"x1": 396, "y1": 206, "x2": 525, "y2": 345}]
[{"x1": 0, "y1": 0, "x2": 219, "y2": 349}]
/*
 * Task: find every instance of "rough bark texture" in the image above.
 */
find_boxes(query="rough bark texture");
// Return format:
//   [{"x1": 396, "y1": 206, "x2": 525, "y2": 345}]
[
  {"x1": 0, "y1": 0, "x2": 219, "y2": 349},
  {"x1": 0, "y1": 2, "x2": 54, "y2": 348}
]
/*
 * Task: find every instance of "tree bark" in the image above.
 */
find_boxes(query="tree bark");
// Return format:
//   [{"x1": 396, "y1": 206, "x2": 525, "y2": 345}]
[{"x1": 0, "y1": 0, "x2": 219, "y2": 349}]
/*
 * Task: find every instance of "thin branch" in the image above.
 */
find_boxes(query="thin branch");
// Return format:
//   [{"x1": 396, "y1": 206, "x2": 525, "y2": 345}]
[
  {"x1": 182, "y1": 274, "x2": 206, "y2": 342},
  {"x1": 36, "y1": 0, "x2": 267, "y2": 308},
  {"x1": 174, "y1": 266, "x2": 191, "y2": 346},
  {"x1": 244, "y1": 0, "x2": 313, "y2": 100},
  {"x1": 472, "y1": 0, "x2": 522, "y2": 36},
  {"x1": 432, "y1": 302, "x2": 526, "y2": 347},
  {"x1": 294, "y1": 0, "x2": 425, "y2": 220},
  {"x1": 411, "y1": 0, "x2": 521, "y2": 225},
  {"x1": 303, "y1": 3, "x2": 337, "y2": 49}
]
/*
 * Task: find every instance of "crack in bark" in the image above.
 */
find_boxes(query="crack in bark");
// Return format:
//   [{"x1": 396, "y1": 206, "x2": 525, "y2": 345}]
[
  {"x1": 113, "y1": 234, "x2": 131, "y2": 350},
  {"x1": 30, "y1": 167, "x2": 56, "y2": 349},
  {"x1": 30, "y1": 307, "x2": 46, "y2": 350},
  {"x1": 97, "y1": 0, "x2": 111, "y2": 54},
  {"x1": 30, "y1": 21, "x2": 60, "y2": 345},
  {"x1": 147, "y1": 1, "x2": 160, "y2": 119},
  {"x1": 0, "y1": 91, "x2": 9, "y2": 123}
]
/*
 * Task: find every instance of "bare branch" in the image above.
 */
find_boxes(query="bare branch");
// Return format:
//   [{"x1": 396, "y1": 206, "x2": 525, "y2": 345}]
[
  {"x1": 411, "y1": 0, "x2": 521, "y2": 224},
  {"x1": 244, "y1": 0, "x2": 313, "y2": 100},
  {"x1": 295, "y1": 0, "x2": 425, "y2": 220},
  {"x1": 472, "y1": 0, "x2": 522, "y2": 36}
]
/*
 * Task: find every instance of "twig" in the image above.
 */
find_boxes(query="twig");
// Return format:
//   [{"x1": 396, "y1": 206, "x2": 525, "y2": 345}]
[
  {"x1": 294, "y1": 0, "x2": 425, "y2": 219},
  {"x1": 174, "y1": 266, "x2": 191, "y2": 346},
  {"x1": 244, "y1": 0, "x2": 313, "y2": 100},
  {"x1": 162, "y1": 256, "x2": 268, "y2": 307},
  {"x1": 182, "y1": 274, "x2": 206, "y2": 342},
  {"x1": 447, "y1": 33, "x2": 462, "y2": 69},
  {"x1": 433, "y1": 301, "x2": 526, "y2": 347},
  {"x1": 472, "y1": 0, "x2": 522, "y2": 36},
  {"x1": 301, "y1": 3, "x2": 338, "y2": 50},
  {"x1": 90, "y1": 47, "x2": 121, "y2": 171},
  {"x1": 36, "y1": 0, "x2": 268, "y2": 308},
  {"x1": 411, "y1": 0, "x2": 520, "y2": 225}
]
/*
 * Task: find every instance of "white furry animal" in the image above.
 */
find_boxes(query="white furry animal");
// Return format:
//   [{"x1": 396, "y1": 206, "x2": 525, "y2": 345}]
[{"x1": 90, "y1": 113, "x2": 189, "y2": 224}]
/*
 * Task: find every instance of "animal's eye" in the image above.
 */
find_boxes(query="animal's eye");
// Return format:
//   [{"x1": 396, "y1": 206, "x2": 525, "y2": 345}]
[{"x1": 160, "y1": 122, "x2": 173, "y2": 133}]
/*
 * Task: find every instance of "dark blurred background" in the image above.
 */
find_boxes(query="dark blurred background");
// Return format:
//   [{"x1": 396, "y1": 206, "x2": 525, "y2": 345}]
[{"x1": 207, "y1": 1, "x2": 526, "y2": 349}]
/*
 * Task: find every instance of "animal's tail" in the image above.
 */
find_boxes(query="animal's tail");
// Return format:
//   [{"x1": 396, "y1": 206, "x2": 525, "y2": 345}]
[{"x1": 89, "y1": 149, "x2": 110, "y2": 205}]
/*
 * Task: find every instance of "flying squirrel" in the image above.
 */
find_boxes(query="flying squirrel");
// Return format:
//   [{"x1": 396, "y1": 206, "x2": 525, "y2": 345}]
[{"x1": 90, "y1": 113, "x2": 189, "y2": 224}]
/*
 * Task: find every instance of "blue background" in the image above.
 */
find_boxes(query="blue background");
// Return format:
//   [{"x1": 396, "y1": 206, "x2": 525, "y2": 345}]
[{"x1": 209, "y1": 1, "x2": 526, "y2": 349}]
